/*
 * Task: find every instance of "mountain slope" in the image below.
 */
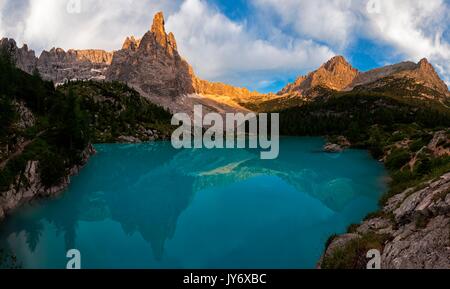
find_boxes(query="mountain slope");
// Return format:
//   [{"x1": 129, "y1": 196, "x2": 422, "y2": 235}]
[
  {"x1": 57, "y1": 81, "x2": 173, "y2": 143},
  {"x1": 0, "y1": 49, "x2": 173, "y2": 222}
]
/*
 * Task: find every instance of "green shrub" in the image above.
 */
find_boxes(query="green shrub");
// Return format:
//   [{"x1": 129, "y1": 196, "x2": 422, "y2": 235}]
[
  {"x1": 385, "y1": 148, "x2": 411, "y2": 170},
  {"x1": 415, "y1": 157, "x2": 432, "y2": 176},
  {"x1": 409, "y1": 138, "x2": 427, "y2": 152}
]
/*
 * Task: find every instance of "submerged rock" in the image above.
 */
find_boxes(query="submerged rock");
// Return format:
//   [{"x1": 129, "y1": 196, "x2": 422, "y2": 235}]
[
  {"x1": 117, "y1": 135, "x2": 142, "y2": 143},
  {"x1": 324, "y1": 143, "x2": 344, "y2": 153},
  {"x1": 324, "y1": 136, "x2": 351, "y2": 153}
]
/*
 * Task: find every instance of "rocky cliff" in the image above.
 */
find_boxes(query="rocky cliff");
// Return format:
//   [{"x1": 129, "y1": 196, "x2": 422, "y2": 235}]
[
  {"x1": 0, "y1": 38, "x2": 37, "y2": 74},
  {"x1": 0, "y1": 145, "x2": 95, "y2": 221},
  {"x1": 192, "y1": 77, "x2": 261, "y2": 99},
  {"x1": 320, "y1": 172, "x2": 450, "y2": 269},
  {"x1": 0, "y1": 38, "x2": 113, "y2": 84},
  {"x1": 106, "y1": 12, "x2": 261, "y2": 106},
  {"x1": 38, "y1": 48, "x2": 113, "y2": 84},
  {"x1": 319, "y1": 130, "x2": 450, "y2": 269}
]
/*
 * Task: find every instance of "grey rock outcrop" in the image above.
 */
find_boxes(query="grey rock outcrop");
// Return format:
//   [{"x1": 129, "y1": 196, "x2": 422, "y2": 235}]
[
  {"x1": 0, "y1": 38, "x2": 37, "y2": 74},
  {"x1": 0, "y1": 144, "x2": 96, "y2": 221},
  {"x1": 37, "y1": 48, "x2": 113, "y2": 84},
  {"x1": 321, "y1": 172, "x2": 450, "y2": 269},
  {"x1": 0, "y1": 38, "x2": 113, "y2": 84},
  {"x1": 323, "y1": 136, "x2": 351, "y2": 153}
]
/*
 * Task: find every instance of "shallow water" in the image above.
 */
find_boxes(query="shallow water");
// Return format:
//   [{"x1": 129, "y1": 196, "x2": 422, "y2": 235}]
[{"x1": 0, "y1": 137, "x2": 387, "y2": 268}]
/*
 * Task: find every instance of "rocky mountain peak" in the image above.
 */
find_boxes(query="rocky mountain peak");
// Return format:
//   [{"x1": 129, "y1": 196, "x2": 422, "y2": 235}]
[
  {"x1": 313, "y1": 55, "x2": 359, "y2": 90},
  {"x1": 167, "y1": 32, "x2": 178, "y2": 51},
  {"x1": 319, "y1": 55, "x2": 358, "y2": 75},
  {"x1": 322, "y1": 55, "x2": 353, "y2": 71},
  {"x1": 279, "y1": 55, "x2": 360, "y2": 97},
  {"x1": 416, "y1": 57, "x2": 438, "y2": 76},
  {"x1": 401, "y1": 58, "x2": 449, "y2": 96},
  {"x1": 122, "y1": 36, "x2": 141, "y2": 50},
  {"x1": 151, "y1": 12, "x2": 169, "y2": 49},
  {"x1": 418, "y1": 57, "x2": 430, "y2": 67},
  {"x1": 135, "y1": 11, "x2": 178, "y2": 57},
  {"x1": 107, "y1": 11, "x2": 195, "y2": 100},
  {"x1": 151, "y1": 11, "x2": 166, "y2": 35}
]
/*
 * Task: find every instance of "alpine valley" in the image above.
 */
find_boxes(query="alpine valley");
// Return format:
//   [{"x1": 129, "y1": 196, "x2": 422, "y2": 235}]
[{"x1": 0, "y1": 12, "x2": 449, "y2": 269}]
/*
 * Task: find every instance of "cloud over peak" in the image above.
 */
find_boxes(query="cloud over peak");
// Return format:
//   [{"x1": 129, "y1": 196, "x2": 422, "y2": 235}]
[
  {"x1": 166, "y1": 0, "x2": 334, "y2": 82},
  {"x1": 0, "y1": 0, "x2": 448, "y2": 90}
]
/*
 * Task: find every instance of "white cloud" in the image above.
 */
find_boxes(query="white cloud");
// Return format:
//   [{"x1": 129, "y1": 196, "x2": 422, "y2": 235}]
[
  {"x1": 166, "y1": 0, "x2": 335, "y2": 82},
  {"x1": 1, "y1": 0, "x2": 448, "y2": 89},
  {"x1": 0, "y1": 0, "x2": 181, "y2": 52},
  {"x1": 253, "y1": 0, "x2": 360, "y2": 49},
  {"x1": 364, "y1": 0, "x2": 450, "y2": 85},
  {"x1": 252, "y1": 0, "x2": 450, "y2": 86},
  {"x1": 0, "y1": 0, "x2": 335, "y2": 90}
]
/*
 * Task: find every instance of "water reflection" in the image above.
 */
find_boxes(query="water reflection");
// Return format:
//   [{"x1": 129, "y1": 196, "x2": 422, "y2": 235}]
[{"x1": 0, "y1": 138, "x2": 387, "y2": 268}]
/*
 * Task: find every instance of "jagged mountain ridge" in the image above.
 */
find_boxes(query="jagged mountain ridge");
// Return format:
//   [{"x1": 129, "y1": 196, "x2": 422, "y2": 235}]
[
  {"x1": 0, "y1": 38, "x2": 112, "y2": 84},
  {"x1": 1, "y1": 11, "x2": 449, "y2": 113},
  {"x1": 0, "y1": 12, "x2": 259, "y2": 113},
  {"x1": 106, "y1": 11, "x2": 261, "y2": 113},
  {"x1": 279, "y1": 55, "x2": 449, "y2": 101}
]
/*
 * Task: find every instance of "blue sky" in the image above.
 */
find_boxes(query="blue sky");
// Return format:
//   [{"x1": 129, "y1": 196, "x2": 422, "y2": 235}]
[
  {"x1": 0, "y1": 0, "x2": 449, "y2": 93},
  {"x1": 209, "y1": 0, "x2": 250, "y2": 22}
]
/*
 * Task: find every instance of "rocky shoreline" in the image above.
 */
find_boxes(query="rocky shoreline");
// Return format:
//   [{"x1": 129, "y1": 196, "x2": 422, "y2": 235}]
[
  {"x1": 0, "y1": 132, "x2": 168, "y2": 222},
  {"x1": 0, "y1": 144, "x2": 96, "y2": 221},
  {"x1": 319, "y1": 172, "x2": 450, "y2": 269},
  {"x1": 319, "y1": 132, "x2": 450, "y2": 269}
]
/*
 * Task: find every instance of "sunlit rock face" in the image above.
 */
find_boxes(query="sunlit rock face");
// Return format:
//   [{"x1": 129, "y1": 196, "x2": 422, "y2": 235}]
[
  {"x1": 278, "y1": 56, "x2": 360, "y2": 99},
  {"x1": 37, "y1": 48, "x2": 113, "y2": 84},
  {"x1": 279, "y1": 55, "x2": 450, "y2": 101},
  {"x1": 106, "y1": 11, "x2": 195, "y2": 99}
]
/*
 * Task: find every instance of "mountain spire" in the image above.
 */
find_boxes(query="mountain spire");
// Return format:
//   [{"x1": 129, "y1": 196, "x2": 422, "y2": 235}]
[
  {"x1": 151, "y1": 12, "x2": 168, "y2": 49},
  {"x1": 149, "y1": 11, "x2": 178, "y2": 56}
]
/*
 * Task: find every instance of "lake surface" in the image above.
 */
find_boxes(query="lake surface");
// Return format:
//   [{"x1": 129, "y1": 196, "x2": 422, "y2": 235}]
[{"x1": 0, "y1": 138, "x2": 387, "y2": 269}]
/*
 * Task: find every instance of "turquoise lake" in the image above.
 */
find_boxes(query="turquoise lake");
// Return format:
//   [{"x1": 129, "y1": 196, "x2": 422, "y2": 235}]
[{"x1": 0, "y1": 137, "x2": 387, "y2": 269}]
